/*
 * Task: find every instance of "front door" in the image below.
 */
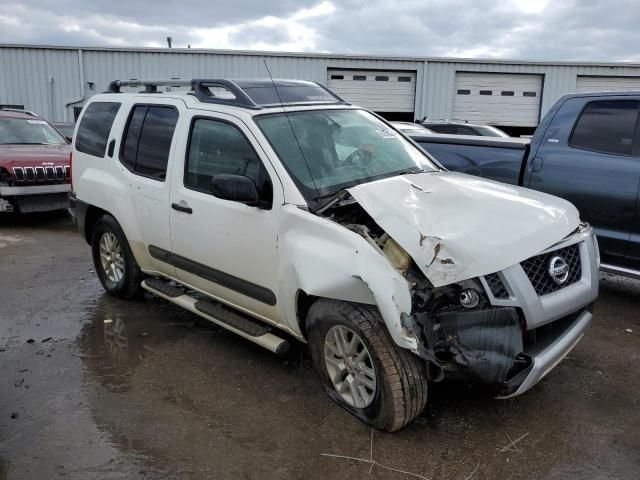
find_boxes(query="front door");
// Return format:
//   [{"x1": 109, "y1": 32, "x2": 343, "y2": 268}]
[
  {"x1": 527, "y1": 97, "x2": 640, "y2": 266},
  {"x1": 168, "y1": 112, "x2": 282, "y2": 321}
]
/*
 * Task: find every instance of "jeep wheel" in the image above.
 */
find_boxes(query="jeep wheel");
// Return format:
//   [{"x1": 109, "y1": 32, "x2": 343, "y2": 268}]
[
  {"x1": 91, "y1": 214, "x2": 143, "y2": 299},
  {"x1": 307, "y1": 299, "x2": 428, "y2": 432}
]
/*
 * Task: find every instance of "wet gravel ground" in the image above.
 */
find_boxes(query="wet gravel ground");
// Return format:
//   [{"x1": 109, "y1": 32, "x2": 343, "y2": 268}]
[{"x1": 0, "y1": 213, "x2": 639, "y2": 480}]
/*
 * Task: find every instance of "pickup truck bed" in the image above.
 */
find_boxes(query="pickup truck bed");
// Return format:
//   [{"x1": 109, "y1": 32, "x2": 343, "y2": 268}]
[
  {"x1": 411, "y1": 134, "x2": 529, "y2": 185},
  {"x1": 410, "y1": 90, "x2": 640, "y2": 276}
]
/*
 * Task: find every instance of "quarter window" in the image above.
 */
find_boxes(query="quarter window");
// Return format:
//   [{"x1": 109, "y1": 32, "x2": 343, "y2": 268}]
[
  {"x1": 120, "y1": 105, "x2": 178, "y2": 180},
  {"x1": 570, "y1": 100, "x2": 639, "y2": 155},
  {"x1": 185, "y1": 118, "x2": 271, "y2": 202},
  {"x1": 76, "y1": 102, "x2": 120, "y2": 157}
]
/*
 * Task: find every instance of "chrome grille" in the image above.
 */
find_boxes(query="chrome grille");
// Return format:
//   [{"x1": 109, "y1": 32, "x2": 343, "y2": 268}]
[
  {"x1": 13, "y1": 167, "x2": 25, "y2": 181},
  {"x1": 25, "y1": 167, "x2": 35, "y2": 181},
  {"x1": 484, "y1": 272, "x2": 509, "y2": 299},
  {"x1": 11, "y1": 165, "x2": 69, "y2": 183},
  {"x1": 521, "y1": 243, "x2": 582, "y2": 296}
]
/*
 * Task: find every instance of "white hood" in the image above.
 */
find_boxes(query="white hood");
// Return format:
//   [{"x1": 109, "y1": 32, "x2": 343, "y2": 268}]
[{"x1": 347, "y1": 171, "x2": 580, "y2": 287}]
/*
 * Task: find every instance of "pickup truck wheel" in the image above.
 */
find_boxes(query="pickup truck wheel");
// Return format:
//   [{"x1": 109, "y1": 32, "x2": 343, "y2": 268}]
[
  {"x1": 307, "y1": 299, "x2": 428, "y2": 432},
  {"x1": 91, "y1": 214, "x2": 143, "y2": 299}
]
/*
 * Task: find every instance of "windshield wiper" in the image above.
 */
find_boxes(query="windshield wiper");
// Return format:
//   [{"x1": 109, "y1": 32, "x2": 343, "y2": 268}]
[
  {"x1": 312, "y1": 189, "x2": 351, "y2": 214},
  {"x1": 396, "y1": 167, "x2": 425, "y2": 175}
]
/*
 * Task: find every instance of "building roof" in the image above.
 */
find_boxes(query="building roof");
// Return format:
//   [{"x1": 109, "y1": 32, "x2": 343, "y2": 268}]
[{"x1": 2, "y1": 43, "x2": 640, "y2": 69}]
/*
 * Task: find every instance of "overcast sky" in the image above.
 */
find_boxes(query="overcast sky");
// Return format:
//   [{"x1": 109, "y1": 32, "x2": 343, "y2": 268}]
[{"x1": 0, "y1": 0, "x2": 638, "y2": 61}]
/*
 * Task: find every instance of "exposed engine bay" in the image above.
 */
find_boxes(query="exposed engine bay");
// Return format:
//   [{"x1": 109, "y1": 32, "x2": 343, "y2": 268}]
[{"x1": 319, "y1": 193, "x2": 530, "y2": 390}]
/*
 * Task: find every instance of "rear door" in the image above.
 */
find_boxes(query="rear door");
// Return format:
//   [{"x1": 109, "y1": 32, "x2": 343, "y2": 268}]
[
  {"x1": 117, "y1": 101, "x2": 181, "y2": 275},
  {"x1": 526, "y1": 97, "x2": 640, "y2": 265}
]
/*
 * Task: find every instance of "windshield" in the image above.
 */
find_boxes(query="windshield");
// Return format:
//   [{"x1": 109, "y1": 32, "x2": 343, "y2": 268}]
[
  {"x1": 0, "y1": 118, "x2": 67, "y2": 145},
  {"x1": 255, "y1": 109, "x2": 439, "y2": 199},
  {"x1": 475, "y1": 125, "x2": 510, "y2": 138}
]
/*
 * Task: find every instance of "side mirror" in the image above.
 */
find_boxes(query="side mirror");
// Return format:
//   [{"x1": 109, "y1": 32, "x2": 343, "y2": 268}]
[{"x1": 211, "y1": 174, "x2": 260, "y2": 206}]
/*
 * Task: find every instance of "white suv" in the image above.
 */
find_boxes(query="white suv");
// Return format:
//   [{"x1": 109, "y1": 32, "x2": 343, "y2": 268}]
[{"x1": 71, "y1": 78, "x2": 599, "y2": 431}]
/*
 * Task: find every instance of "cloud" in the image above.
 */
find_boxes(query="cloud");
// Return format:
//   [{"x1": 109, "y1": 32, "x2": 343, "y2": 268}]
[{"x1": 0, "y1": 0, "x2": 639, "y2": 61}]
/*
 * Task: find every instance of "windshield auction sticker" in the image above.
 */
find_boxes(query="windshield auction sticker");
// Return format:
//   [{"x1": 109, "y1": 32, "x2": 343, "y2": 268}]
[{"x1": 376, "y1": 128, "x2": 398, "y2": 138}]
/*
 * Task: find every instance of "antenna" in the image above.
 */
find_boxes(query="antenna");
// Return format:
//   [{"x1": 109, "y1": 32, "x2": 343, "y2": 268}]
[{"x1": 262, "y1": 60, "x2": 320, "y2": 198}]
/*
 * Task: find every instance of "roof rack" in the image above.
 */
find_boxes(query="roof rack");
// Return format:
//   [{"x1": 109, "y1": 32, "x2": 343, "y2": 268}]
[
  {"x1": 0, "y1": 107, "x2": 39, "y2": 117},
  {"x1": 106, "y1": 78, "x2": 347, "y2": 110}
]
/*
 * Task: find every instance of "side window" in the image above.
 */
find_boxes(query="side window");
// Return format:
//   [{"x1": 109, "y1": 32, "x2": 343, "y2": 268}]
[
  {"x1": 120, "y1": 105, "x2": 178, "y2": 180},
  {"x1": 570, "y1": 100, "x2": 639, "y2": 155},
  {"x1": 185, "y1": 118, "x2": 271, "y2": 201},
  {"x1": 76, "y1": 102, "x2": 120, "y2": 157}
]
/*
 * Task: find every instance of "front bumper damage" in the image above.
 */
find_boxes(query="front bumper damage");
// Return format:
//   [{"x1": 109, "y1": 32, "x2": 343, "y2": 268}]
[{"x1": 403, "y1": 225, "x2": 599, "y2": 398}]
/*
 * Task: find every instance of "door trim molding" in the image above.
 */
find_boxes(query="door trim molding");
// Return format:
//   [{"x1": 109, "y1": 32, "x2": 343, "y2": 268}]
[{"x1": 148, "y1": 245, "x2": 277, "y2": 306}]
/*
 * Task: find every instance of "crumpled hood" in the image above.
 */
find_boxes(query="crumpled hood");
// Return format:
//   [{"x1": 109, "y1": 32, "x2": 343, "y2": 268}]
[{"x1": 347, "y1": 171, "x2": 580, "y2": 287}]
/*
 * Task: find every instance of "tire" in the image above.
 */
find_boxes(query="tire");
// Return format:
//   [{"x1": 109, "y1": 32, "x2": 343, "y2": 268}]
[
  {"x1": 91, "y1": 214, "x2": 143, "y2": 299},
  {"x1": 307, "y1": 299, "x2": 428, "y2": 432}
]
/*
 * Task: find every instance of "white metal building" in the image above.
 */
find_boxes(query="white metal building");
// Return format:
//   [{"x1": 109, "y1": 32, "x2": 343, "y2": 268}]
[{"x1": 3, "y1": 44, "x2": 640, "y2": 133}]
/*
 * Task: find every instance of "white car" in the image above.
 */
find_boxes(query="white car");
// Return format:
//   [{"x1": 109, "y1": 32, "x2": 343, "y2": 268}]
[{"x1": 70, "y1": 78, "x2": 599, "y2": 431}]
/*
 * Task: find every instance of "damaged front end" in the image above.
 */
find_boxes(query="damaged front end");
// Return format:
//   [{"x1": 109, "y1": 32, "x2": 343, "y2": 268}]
[
  {"x1": 402, "y1": 283, "x2": 531, "y2": 389},
  {"x1": 319, "y1": 192, "x2": 532, "y2": 392}
]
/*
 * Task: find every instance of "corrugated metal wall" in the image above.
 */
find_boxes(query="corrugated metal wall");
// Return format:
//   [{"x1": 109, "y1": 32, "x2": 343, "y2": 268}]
[{"x1": 2, "y1": 45, "x2": 640, "y2": 124}]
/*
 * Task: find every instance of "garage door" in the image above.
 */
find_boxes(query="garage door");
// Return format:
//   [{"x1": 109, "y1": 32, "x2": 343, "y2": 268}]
[
  {"x1": 327, "y1": 69, "x2": 416, "y2": 113},
  {"x1": 576, "y1": 76, "x2": 640, "y2": 93},
  {"x1": 452, "y1": 72, "x2": 543, "y2": 127}
]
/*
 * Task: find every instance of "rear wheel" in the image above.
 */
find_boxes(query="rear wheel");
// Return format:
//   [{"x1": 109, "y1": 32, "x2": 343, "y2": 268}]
[
  {"x1": 307, "y1": 299, "x2": 428, "y2": 432},
  {"x1": 91, "y1": 214, "x2": 143, "y2": 299}
]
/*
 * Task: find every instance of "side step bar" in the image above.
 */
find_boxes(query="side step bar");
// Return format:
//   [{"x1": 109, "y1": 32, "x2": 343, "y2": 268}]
[
  {"x1": 141, "y1": 278, "x2": 289, "y2": 355},
  {"x1": 600, "y1": 263, "x2": 640, "y2": 280}
]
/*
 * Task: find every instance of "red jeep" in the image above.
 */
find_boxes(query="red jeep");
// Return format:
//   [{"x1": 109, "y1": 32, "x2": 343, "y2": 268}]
[{"x1": 0, "y1": 109, "x2": 71, "y2": 213}]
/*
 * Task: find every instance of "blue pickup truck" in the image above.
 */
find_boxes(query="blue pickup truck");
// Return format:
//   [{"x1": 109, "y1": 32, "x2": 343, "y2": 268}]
[{"x1": 409, "y1": 91, "x2": 640, "y2": 278}]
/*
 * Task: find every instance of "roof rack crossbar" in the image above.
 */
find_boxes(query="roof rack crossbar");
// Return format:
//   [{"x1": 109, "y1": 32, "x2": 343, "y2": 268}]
[
  {"x1": 107, "y1": 78, "x2": 261, "y2": 109},
  {"x1": 108, "y1": 79, "x2": 192, "y2": 92},
  {"x1": 106, "y1": 78, "x2": 347, "y2": 110}
]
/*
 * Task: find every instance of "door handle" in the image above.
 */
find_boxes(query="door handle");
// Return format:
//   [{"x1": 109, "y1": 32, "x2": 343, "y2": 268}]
[
  {"x1": 531, "y1": 157, "x2": 544, "y2": 173},
  {"x1": 107, "y1": 139, "x2": 116, "y2": 157},
  {"x1": 171, "y1": 202, "x2": 193, "y2": 214}
]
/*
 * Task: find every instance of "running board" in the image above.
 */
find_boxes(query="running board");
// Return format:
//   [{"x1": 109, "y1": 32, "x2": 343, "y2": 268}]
[
  {"x1": 600, "y1": 263, "x2": 640, "y2": 280},
  {"x1": 141, "y1": 278, "x2": 289, "y2": 355}
]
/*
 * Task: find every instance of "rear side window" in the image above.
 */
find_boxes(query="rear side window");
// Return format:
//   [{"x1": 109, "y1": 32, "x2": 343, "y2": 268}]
[
  {"x1": 570, "y1": 100, "x2": 639, "y2": 155},
  {"x1": 185, "y1": 118, "x2": 270, "y2": 198},
  {"x1": 76, "y1": 102, "x2": 120, "y2": 157},
  {"x1": 120, "y1": 105, "x2": 178, "y2": 180}
]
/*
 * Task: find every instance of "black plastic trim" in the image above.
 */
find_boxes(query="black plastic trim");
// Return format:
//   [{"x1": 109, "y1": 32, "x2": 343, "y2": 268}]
[
  {"x1": 148, "y1": 245, "x2": 277, "y2": 306},
  {"x1": 74, "y1": 197, "x2": 90, "y2": 241}
]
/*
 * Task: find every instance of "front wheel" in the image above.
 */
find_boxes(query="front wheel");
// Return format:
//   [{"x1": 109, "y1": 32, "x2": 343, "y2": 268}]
[
  {"x1": 307, "y1": 299, "x2": 428, "y2": 432},
  {"x1": 91, "y1": 214, "x2": 143, "y2": 299}
]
